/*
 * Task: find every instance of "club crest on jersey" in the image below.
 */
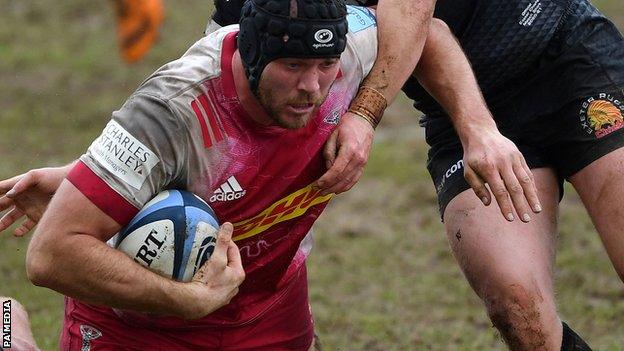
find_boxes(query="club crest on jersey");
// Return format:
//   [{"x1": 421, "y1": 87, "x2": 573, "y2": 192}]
[
  {"x1": 210, "y1": 176, "x2": 246, "y2": 202},
  {"x1": 579, "y1": 93, "x2": 624, "y2": 138},
  {"x1": 323, "y1": 109, "x2": 341, "y2": 125}
]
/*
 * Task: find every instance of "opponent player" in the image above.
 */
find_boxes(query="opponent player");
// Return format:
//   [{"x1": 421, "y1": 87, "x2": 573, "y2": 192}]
[{"x1": 401, "y1": 1, "x2": 622, "y2": 349}]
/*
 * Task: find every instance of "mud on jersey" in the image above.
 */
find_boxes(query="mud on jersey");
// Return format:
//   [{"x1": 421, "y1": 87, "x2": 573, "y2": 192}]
[{"x1": 67, "y1": 9, "x2": 378, "y2": 327}]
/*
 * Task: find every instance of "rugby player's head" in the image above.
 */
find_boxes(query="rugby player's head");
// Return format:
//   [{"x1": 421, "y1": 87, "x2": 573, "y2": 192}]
[{"x1": 237, "y1": 0, "x2": 348, "y2": 129}]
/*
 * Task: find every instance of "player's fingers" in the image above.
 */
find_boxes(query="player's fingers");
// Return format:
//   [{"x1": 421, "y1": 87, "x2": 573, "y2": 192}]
[
  {"x1": 211, "y1": 222, "x2": 233, "y2": 266},
  {"x1": 0, "y1": 196, "x2": 14, "y2": 212},
  {"x1": 321, "y1": 159, "x2": 363, "y2": 195},
  {"x1": 0, "y1": 174, "x2": 24, "y2": 196},
  {"x1": 323, "y1": 130, "x2": 339, "y2": 169},
  {"x1": 0, "y1": 207, "x2": 25, "y2": 232},
  {"x1": 226, "y1": 242, "x2": 245, "y2": 284},
  {"x1": 464, "y1": 167, "x2": 491, "y2": 206},
  {"x1": 8, "y1": 171, "x2": 38, "y2": 197},
  {"x1": 500, "y1": 167, "x2": 532, "y2": 222},
  {"x1": 316, "y1": 146, "x2": 351, "y2": 194},
  {"x1": 487, "y1": 173, "x2": 515, "y2": 222},
  {"x1": 519, "y1": 159, "x2": 542, "y2": 213},
  {"x1": 14, "y1": 218, "x2": 36, "y2": 237},
  {"x1": 226, "y1": 240, "x2": 242, "y2": 268}
]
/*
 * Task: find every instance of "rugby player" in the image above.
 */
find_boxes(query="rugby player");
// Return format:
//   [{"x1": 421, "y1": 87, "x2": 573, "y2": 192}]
[
  {"x1": 203, "y1": 0, "x2": 622, "y2": 349},
  {"x1": 1, "y1": 1, "x2": 482, "y2": 349},
  {"x1": 405, "y1": 1, "x2": 621, "y2": 349}
]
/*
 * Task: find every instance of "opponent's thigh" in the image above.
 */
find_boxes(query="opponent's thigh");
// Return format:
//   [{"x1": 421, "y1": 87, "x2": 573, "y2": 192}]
[
  {"x1": 443, "y1": 168, "x2": 561, "y2": 349},
  {"x1": 569, "y1": 147, "x2": 624, "y2": 281}
]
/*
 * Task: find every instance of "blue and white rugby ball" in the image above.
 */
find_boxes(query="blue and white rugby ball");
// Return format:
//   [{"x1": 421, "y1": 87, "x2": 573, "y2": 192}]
[{"x1": 115, "y1": 190, "x2": 219, "y2": 282}]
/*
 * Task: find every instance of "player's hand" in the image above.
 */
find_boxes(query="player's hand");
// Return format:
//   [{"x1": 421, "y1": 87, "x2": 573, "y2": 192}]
[
  {"x1": 316, "y1": 112, "x2": 374, "y2": 195},
  {"x1": 0, "y1": 166, "x2": 71, "y2": 236},
  {"x1": 183, "y1": 223, "x2": 245, "y2": 319},
  {"x1": 462, "y1": 128, "x2": 542, "y2": 222}
]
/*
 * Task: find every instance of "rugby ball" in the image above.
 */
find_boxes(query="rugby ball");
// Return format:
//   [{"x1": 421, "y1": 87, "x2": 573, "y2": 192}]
[{"x1": 115, "y1": 190, "x2": 219, "y2": 282}]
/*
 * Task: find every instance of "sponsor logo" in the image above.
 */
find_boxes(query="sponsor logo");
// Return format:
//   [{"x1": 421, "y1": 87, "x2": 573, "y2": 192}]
[
  {"x1": 134, "y1": 229, "x2": 166, "y2": 267},
  {"x1": 210, "y1": 176, "x2": 246, "y2": 202},
  {"x1": 436, "y1": 159, "x2": 464, "y2": 194},
  {"x1": 88, "y1": 120, "x2": 160, "y2": 190},
  {"x1": 312, "y1": 29, "x2": 335, "y2": 49},
  {"x1": 232, "y1": 184, "x2": 333, "y2": 241},
  {"x1": 79, "y1": 325, "x2": 102, "y2": 351},
  {"x1": 519, "y1": 0, "x2": 542, "y2": 27},
  {"x1": 346, "y1": 5, "x2": 377, "y2": 33},
  {"x1": 314, "y1": 29, "x2": 333, "y2": 44},
  {"x1": 193, "y1": 236, "x2": 217, "y2": 275},
  {"x1": 579, "y1": 93, "x2": 624, "y2": 138},
  {"x1": 239, "y1": 240, "x2": 272, "y2": 258},
  {"x1": 2, "y1": 300, "x2": 10, "y2": 348}
]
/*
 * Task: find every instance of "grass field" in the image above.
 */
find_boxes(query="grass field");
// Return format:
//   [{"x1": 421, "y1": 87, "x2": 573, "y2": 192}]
[{"x1": 1, "y1": 1, "x2": 623, "y2": 349}]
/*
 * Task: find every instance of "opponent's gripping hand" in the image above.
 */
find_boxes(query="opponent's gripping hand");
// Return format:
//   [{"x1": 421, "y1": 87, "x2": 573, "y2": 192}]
[
  {"x1": 0, "y1": 166, "x2": 70, "y2": 236},
  {"x1": 316, "y1": 112, "x2": 374, "y2": 195},
  {"x1": 462, "y1": 128, "x2": 542, "y2": 222},
  {"x1": 183, "y1": 223, "x2": 245, "y2": 320}
]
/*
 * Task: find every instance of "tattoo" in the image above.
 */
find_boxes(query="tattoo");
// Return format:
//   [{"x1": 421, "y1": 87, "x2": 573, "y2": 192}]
[{"x1": 455, "y1": 229, "x2": 462, "y2": 241}]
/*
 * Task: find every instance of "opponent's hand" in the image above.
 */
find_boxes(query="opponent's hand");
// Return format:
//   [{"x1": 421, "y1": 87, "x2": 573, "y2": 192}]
[
  {"x1": 0, "y1": 166, "x2": 70, "y2": 236},
  {"x1": 183, "y1": 223, "x2": 245, "y2": 319},
  {"x1": 315, "y1": 112, "x2": 374, "y2": 195},
  {"x1": 462, "y1": 128, "x2": 542, "y2": 222}
]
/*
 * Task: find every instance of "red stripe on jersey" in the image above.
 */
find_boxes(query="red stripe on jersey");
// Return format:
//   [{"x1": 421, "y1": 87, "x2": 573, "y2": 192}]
[
  {"x1": 67, "y1": 161, "x2": 139, "y2": 225},
  {"x1": 191, "y1": 99, "x2": 213, "y2": 148},
  {"x1": 198, "y1": 93, "x2": 224, "y2": 143}
]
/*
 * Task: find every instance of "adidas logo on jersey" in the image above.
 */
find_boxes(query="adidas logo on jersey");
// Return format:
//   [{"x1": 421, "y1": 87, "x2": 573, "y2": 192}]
[{"x1": 210, "y1": 176, "x2": 247, "y2": 202}]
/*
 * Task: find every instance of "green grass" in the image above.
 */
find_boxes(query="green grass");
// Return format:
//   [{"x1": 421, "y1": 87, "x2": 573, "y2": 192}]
[{"x1": 0, "y1": 1, "x2": 623, "y2": 349}]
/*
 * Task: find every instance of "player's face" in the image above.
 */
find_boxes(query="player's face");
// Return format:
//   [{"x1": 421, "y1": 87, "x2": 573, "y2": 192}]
[{"x1": 257, "y1": 57, "x2": 340, "y2": 129}]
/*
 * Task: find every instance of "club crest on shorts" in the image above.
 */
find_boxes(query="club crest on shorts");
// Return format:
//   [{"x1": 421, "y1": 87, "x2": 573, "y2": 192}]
[
  {"x1": 79, "y1": 324, "x2": 102, "y2": 351},
  {"x1": 579, "y1": 93, "x2": 624, "y2": 138}
]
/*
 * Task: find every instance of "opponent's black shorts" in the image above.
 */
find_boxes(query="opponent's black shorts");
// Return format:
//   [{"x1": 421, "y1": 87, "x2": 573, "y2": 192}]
[{"x1": 426, "y1": 16, "x2": 624, "y2": 219}]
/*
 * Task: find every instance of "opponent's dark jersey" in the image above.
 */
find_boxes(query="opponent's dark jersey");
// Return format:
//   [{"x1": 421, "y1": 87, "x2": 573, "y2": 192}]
[
  {"x1": 211, "y1": 0, "x2": 618, "y2": 122},
  {"x1": 402, "y1": 0, "x2": 612, "y2": 121}
]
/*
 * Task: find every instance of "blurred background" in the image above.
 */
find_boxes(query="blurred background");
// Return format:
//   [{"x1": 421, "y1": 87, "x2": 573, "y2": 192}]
[{"x1": 0, "y1": 0, "x2": 623, "y2": 349}]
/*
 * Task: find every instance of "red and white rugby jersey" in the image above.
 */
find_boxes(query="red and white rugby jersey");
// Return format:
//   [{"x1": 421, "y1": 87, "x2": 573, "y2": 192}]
[{"x1": 67, "y1": 14, "x2": 378, "y2": 327}]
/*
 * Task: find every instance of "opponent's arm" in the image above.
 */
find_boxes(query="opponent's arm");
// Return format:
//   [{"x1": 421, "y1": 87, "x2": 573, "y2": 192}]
[
  {"x1": 26, "y1": 180, "x2": 244, "y2": 319},
  {"x1": 317, "y1": 0, "x2": 436, "y2": 195},
  {"x1": 413, "y1": 19, "x2": 542, "y2": 221},
  {"x1": 0, "y1": 162, "x2": 76, "y2": 236}
]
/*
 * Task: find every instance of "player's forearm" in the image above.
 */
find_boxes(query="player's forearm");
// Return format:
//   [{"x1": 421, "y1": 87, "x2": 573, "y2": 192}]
[
  {"x1": 25, "y1": 182, "x2": 198, "y2": 317},
  {"x1": 26, "y1": 232, "x2": 189, "y2": 316},
  {"x1": 413, "y1": 19, "x2": 498, "y2": 145},
  {"x1": 363, "y1": 0, "x2": 435, "y2": 102}
]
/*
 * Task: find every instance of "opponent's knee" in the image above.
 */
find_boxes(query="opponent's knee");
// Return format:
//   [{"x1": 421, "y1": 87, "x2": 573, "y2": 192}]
[{"x1": 483, "y1": 284, "x2": 551, "y2": 349}]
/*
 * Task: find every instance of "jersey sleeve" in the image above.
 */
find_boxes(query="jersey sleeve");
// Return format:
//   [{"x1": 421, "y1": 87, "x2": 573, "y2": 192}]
[
  {"x1": 344, "y1": 6, "x2": 379, "y2": 80},
  {"x1": 67, "y1": 93, "x2": 188, "y2": 225}
]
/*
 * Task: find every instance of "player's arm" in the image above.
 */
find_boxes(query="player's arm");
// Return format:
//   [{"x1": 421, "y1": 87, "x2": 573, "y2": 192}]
[
  {"x1": 412, "y1": 19, "x2": 542, "y2": 221},
  {"x1": 317, "y1": 0, "x2": 436, "y2": 195},
  {"x1": 26, "y1": 179, "x2": 244, "y2": 319}
]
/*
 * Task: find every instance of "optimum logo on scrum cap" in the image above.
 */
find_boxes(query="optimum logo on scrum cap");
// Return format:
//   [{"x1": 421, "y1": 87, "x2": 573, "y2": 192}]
[{"x1": 237, "y1": 0, "x2": 349, "y2": 92}]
